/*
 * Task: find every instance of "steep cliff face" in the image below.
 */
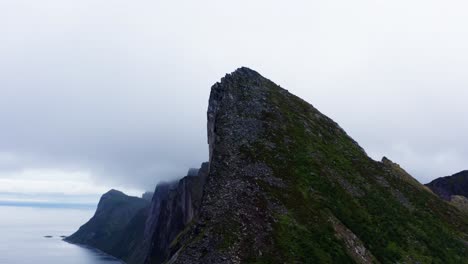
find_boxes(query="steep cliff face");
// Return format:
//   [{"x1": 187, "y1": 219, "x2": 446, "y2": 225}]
[
  {"x1": 66, "y1": 163, "x2": 210, "y2": 264},
  {"x1": 426, "y1": 170, "x2": 468, "y2": 200},
  {"x1": 144, "y1": 162, "x2": 209, "y2": 264},
  {"x1": 65, "y1": 190, "x2": 150, "y2": 263},
  {"x1": 119, "y1": 182, "x2": 177, "y2": 264},
  {"x1": 167, "y1": 68, "x2": 468, "y2": 264}
]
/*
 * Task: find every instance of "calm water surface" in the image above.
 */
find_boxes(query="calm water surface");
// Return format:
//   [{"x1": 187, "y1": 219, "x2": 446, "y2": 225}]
[{"x1": 0, "y1": 205, "x2": 123, "y2": 264}]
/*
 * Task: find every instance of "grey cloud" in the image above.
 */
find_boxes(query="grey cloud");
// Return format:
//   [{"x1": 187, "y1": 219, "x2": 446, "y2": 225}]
[{"x1": 1, "y1": 0, "x2": 467, "y2": 192}]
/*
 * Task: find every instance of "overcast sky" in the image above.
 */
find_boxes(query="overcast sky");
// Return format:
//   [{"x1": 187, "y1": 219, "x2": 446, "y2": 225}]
[{"x1": 1, "y1": 0, "x2": 467, "y2": 203}]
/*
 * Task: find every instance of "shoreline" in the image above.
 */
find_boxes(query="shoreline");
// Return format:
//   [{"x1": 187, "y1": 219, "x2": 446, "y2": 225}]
[{"x1": 63, "y1": 239, "x2": 127, "y2": 264}]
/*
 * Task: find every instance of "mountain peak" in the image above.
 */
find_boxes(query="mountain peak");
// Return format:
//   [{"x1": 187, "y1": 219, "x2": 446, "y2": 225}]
[
  {"x1": 101, "y1": 189, "x2": 127, "y2": 199},
  {"x1": 105, "y1": 189, "x2": 124, "y2": 195},
  {"x1": 173, "y1": 68, "x2": 468, "y2": 263},
  {"x1": 229, "y1": 66, "x2": 261, "y2": 78},
  {"x1": 213, "y1": 67, "x2": 270, "y2": 94}
]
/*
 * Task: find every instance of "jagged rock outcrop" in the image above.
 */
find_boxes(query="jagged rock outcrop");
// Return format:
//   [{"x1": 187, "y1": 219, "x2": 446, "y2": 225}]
[
  {"x1": 426, "y1": 170, "x2": 468, "y2": 200},
  {"x1": 166, "y1": 67, "x2": 468, "y2": 263},
  {"x1": 450, "y1": 195, "x2": 468, "y2": 214},
  {"x1": 381, "y1": 157, "x2": 425, "y2": 189},
  {"x1": 65, "y1": 189, "x2": 150, "y2": 264}
]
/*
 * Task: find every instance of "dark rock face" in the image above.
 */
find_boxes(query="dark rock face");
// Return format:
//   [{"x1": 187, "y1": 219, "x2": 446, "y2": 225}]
[
  {"x1": 65, "y1": 190, "x2": 150, "y2": 264},
  {"x1": 130, "y1": 182, "x2": 176, "y2": 264},
  {"x1": 167, "y1": 68, "x2": 468, "y2": 263},
  {"x1": 144, "y1": 163, "x2": 209, "y2": 264},
  {"x1": 426, "y1": 171, "x2": 468, "y2": 200},
  {"x1": 111, "y1": 206, "x2": 151, "y2": 264},
  {"x1": 66, "y1": 163, "x2": 209, "y2": 264}
]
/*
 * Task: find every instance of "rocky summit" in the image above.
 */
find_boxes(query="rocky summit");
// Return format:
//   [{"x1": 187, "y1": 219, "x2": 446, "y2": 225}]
[
  {"x1": 68, "y1": 68, "x2": 468, "y2": 264},
  {"x1": 165, "y1": 67, "x2": 467, "y2": 263}
]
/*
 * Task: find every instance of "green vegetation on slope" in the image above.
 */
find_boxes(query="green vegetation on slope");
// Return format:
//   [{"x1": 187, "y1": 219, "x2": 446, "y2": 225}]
[{"x1": 235, "y1": 75, "x2": 468, "y2": 263}]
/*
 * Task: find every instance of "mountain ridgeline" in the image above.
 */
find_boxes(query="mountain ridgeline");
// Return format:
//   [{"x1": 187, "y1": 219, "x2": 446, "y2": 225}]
[{"x1": 67, "y1": 68, "x2": 468, "y2": 264}]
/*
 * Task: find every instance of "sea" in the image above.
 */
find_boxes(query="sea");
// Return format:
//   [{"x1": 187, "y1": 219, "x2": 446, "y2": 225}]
[{"x1": 0, "y1": 203, "x2": 123, "y2": 264}]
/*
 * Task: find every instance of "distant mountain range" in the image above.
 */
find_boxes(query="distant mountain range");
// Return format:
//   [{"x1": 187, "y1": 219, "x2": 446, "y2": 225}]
[{"x1": 66, "y1": 68, "x2": 468, "y2": 264}]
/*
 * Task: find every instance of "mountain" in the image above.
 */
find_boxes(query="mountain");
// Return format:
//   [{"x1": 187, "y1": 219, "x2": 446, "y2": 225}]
[
  {"x1": 426, "y1": 171, "x2": 468, "y2": 214},
  {"x1": 65, "y1": 189, "x2": 150, "y2": 264},
  {"x1": 66, "y1": 163, "x2": 209, "y2": 264},
  {"x1": 69, "y1": 67, "x2": 468, "y2": 264},
  {"x1": 426, "y1": 171, "x2": 468, "y2": 200},
  {"x1": 166, "y1": 68, "x2": 468, "y2": 263}
]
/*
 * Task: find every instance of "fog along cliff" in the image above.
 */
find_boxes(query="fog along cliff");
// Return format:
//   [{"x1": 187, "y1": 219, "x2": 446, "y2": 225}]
[{"x1": 68, "y1": 68, "x2": 468, "y2": 264}]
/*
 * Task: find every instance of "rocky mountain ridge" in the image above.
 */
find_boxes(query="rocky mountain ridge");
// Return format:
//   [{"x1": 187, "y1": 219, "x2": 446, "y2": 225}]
[
  {"x1": 165, "y1": 67, "x2": 467, "y2": 263},
  {"x1": 68, "y1": 67, "x2": 468, "y2": 264}
]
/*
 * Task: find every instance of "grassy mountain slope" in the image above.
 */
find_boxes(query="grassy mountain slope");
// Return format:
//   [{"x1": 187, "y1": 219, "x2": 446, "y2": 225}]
[{"x1": 168, "y1": 68, "x2": 468, "y2": 264}]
